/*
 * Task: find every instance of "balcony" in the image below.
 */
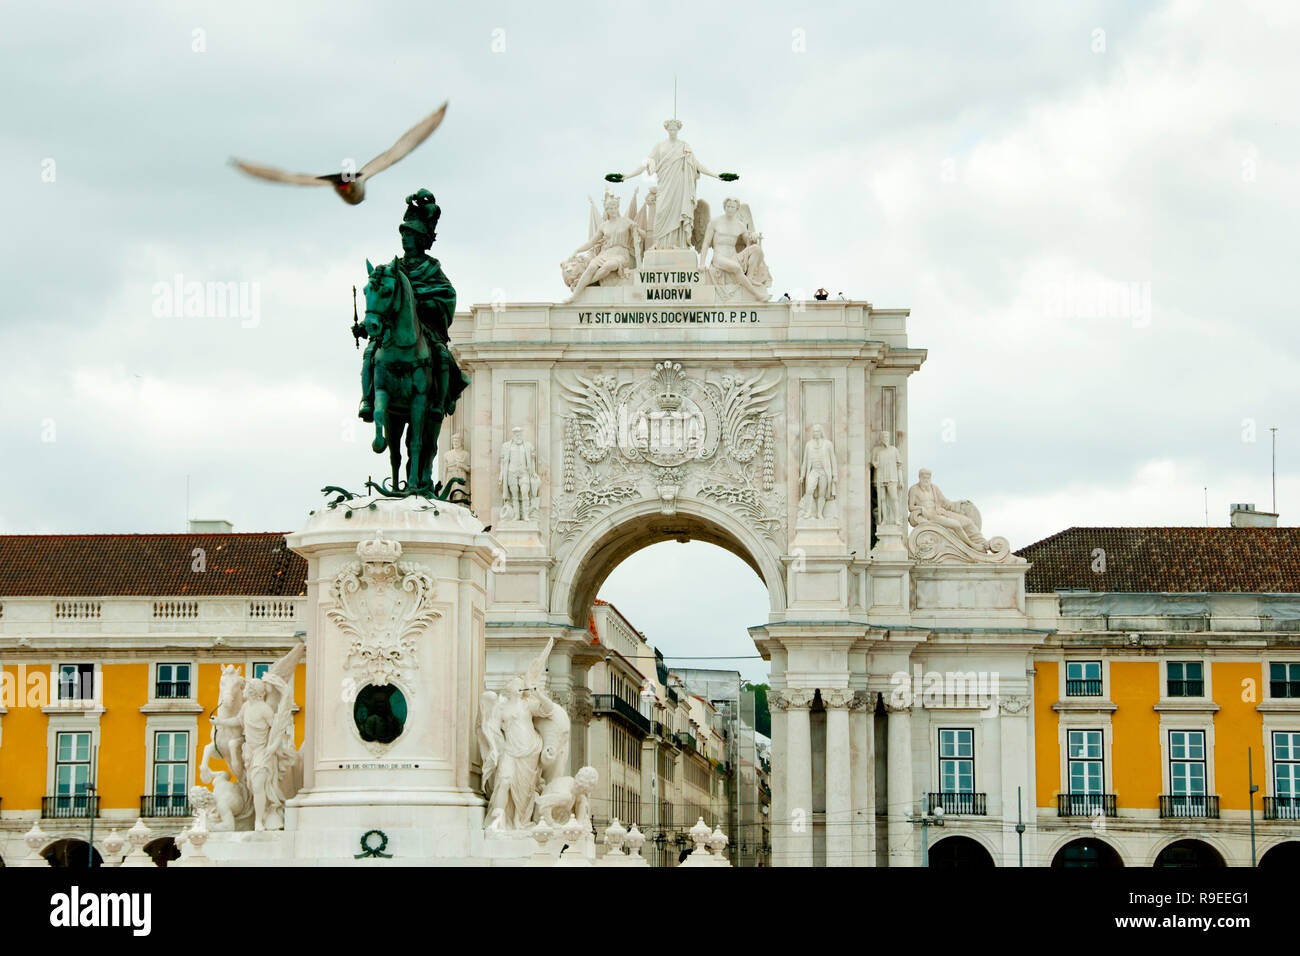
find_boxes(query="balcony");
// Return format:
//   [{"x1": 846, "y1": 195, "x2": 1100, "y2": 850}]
[
  {"x1": 1159, "y1": 794, "x2": 1220, "y2": 819},
  {"x1": 140, "y1": 794, "x2": 192, "y2": 818},
  {"x1": 154, "y1": 681, "x2": 191, "y2": 699},
  {"x1": 42, "y1": 795, "x2": 100, "y2": 819},
  {"x1": 1057, "y1": 793, "x2": 1116, "y2": 817},
  {"x1": 1264, "y1": 796, "x2": 1300, "y2": 820},
  {"x1": 590, "y1": 694, "x2": 651, "y2": 736},
  {"x1": 1065, "y1": 679, "x2": 1103, "y2": 697},
  {"x1": 675, "y1": 731, "x2": 697, "y2": 752},
  {"x1": 927, "y1": 791, "x2": 987, "y2": 815}
]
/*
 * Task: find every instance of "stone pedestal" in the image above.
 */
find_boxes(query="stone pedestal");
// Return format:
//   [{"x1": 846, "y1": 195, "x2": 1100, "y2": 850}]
[{"x1": 202, "y1": 493, "x2": 536, "y2": 866}]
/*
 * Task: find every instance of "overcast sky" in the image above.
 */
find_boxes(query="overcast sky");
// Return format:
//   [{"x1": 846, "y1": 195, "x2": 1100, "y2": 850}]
[{"x1": 4, "y1": 0, "x2": 1297, "y2": 682}]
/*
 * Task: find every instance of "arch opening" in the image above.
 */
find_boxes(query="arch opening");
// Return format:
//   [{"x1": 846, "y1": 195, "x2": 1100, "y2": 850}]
[
  {"x1": 928, "y1": 834, "x2": 996, "y2": 868},
  {"x1": 1260, "y1": 841, "x2": 1300, "y2": 868},
  {"x1": 1153, "y1": 839, "x2": 1225, "y2": 868},
  {"x1": 556, "y1": 500, "x2": 785, "y2": 628},
  {"x1": 42, "y1": 838, "x2": 102, "y2": 868},
  {"x1": 1051, "y1": 837, "x2": 1124, "y2": 868}
]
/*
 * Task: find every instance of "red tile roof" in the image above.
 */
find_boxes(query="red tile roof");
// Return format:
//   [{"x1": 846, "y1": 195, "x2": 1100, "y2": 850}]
[
  {"x1": 0, "y1": 534, "x2": 306, "y2": 597},
  {"x1": 1016, "y1": 527, "x2": 1300, "y2": 594}
]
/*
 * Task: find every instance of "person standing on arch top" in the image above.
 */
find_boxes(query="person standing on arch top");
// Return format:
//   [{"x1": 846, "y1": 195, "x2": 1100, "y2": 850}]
[{"x1": 357, "y1": 189, "x2": 470, "y2": 425}]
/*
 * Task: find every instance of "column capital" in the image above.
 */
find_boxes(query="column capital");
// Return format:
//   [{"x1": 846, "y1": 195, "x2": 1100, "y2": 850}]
[
  {"x1": 850, "y1": 690, "x2": 876, "y2": 712},
  {"x1": 882, "y1": 698, "x2": 913, "y2": 715},
  {"x1": 998, "y1": 694, "x2": 1030, "y2": 716},
  {"x1": 824, "y1": 688, "x2": 854, "y2": 710},
  {"x1": 772, "y1": 688, "x2": 815, "y2": 710}
]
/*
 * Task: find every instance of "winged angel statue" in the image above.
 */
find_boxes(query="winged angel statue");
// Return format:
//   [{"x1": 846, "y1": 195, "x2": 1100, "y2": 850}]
[
  {"x1": 478, "y1": 638, "x2": 573, "y2": 831},
  {"x1": 699, "y1": 198, "x2": 771, "y2": 300},
  {"x1": 562, "y1": 189, "x2": 648, "y2": 299}
]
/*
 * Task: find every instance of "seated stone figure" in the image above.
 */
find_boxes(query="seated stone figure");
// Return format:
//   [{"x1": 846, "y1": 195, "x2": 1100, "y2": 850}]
[{"x1": 907, "y1": 468, "x2": 989, "y2": 552}]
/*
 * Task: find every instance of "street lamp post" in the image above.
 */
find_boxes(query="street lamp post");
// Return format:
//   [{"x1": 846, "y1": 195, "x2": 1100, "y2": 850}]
[
  {"x1": 906, "y1": 798, "x2": 944, "y2": 866},
  {"x1": 1016, "y1": 785, "x2": 1026, "y2": 867}
]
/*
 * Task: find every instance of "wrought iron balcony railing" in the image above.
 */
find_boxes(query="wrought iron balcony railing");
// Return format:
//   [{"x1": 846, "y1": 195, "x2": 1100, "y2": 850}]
[
  {"x1": 140, "y1": 794, "x2": 192, "y2": 818},
  {"x1": 154, "y1": 681, "x2": 191, "y2": 699},
  {"x1": 1057, "y1": 792, "x2": 1116, "y2": 817},
  {"x1": 42, "y1": 795, "x2": 100, "y2": 818},
  {"x1": 590, "y1": 694, "x2": 651, "y2": 736},
  {"x1": 927, "y1": 791, "x2": 987, "y2": 815},
  {"x1": 1264, "y1": 796, "x2": 1300, "y2": 820},
  {"x1": 1065, "y1": 678, "x2": 1103, "y2": 697},
  {"x1": 1159, "y1": 794, "x2": 1220, "y2": 818},
  {"x1": 675, "y1": 731, "x2": 697, "y2": 752}
]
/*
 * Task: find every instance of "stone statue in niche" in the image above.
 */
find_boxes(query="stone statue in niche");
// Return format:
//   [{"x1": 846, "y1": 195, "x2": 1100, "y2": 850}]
[
  {"x1": 442, "y1": 431, "x2": 470, "y2": 493},
  {"x1": 871, "y1": 435, "x2": 904, "y2": 526},
  {"x1": 499, "y1": 426, "x2": 541, "y2": 521},
  {"x1": 797, "y1": 424, "x2": 838, "y2": 520},
  {"x1": 699, "y1": 198, "x2": 770, "y2": 301}
]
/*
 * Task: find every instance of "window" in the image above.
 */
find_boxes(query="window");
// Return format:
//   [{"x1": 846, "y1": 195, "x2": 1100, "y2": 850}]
[
  {"x1": 1066, "y1": 661, "x2": 1102, "y2": 697},
  {"x1": 938, "y1": 728, "x2": 974, "y2": 793},
  {"x1": 54, "y1": 731, "x2": 93, "y2": 808},
  {"x1": 252, "y1": 662, "x2": 273, "y2": 679},
  {"x1": 1270, "y1": 663, "x2": 1300, "y2": 699},
  {"x1": 1067, "y1": 730, "x2": 1104, "y2": 793},
  {"x1": 153, "y1": 731, "x2": 189, "y2": 812},
  {"x1": 1169, "y1": 730, "x2": 1207, "y2": 798},
  {"x1": 57, "y1": 664, "x2": 95, "y2": 701},
  {"x1": 1275, "y1": 731, "x2": 1300, "y2": 804},
  {"x1": 155, "y1": 663, "x2": 191, "y2": 699},
  {"x1": 1167, "y1": 662, "x2": 1204, "y2": 697}
]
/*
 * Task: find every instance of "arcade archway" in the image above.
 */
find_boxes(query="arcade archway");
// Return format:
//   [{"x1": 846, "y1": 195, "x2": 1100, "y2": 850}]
[
  {"x1": 1153, "y1": 839, "x2": 1226, "y2": 868},
  {"x1": 929, "y1": 834, "x2": 996, "y2": 868},
  {"x1": 42, "y1": 838, "x2": 102, "y2": 868},
  {"x1": 1260, "y1": 841, "x2": 1300, "y2": 867},
  {"x1": 1051, "y1": 837, "x2": 1124, "y2": 868}
]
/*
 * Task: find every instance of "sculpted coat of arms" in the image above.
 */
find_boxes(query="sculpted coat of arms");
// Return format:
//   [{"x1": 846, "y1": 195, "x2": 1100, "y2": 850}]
[
  {"x1": 326, "y1": 532, "x2": 441, "y2": 687},
  {"x1": 555, "y1": 361, "x2": 784, "y2": 541}
]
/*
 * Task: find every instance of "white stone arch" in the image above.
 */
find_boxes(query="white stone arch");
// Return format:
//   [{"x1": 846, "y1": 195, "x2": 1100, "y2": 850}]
[
  {"x1": 927, "y1": 829, "x2": 1001, "y2": 866},
  {"x1": 1143, "y1": 831, "x2": 1234, "y2": 867},
  {"x1": 549, "y1": 495, "x2": 788, "y2": 627},
  {"x1": 1043, "y1": 830, "x2": 1130, "y2": 867}
]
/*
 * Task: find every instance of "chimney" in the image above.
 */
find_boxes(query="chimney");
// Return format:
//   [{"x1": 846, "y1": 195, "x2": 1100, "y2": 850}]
[
  {"x1": 1229, "y1": 503, "x2": 1278, "y2": 528},
  {"x1": 188, "y1": 519, "x2": 234, "y2": 533}
]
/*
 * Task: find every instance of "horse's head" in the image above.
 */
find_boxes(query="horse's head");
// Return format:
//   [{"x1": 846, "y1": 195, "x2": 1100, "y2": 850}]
[
  {"x1": 217, "y1": 664, "x2": 244, "y2": 711},
  {"x1": 364, "y1": 258, "x2": 412, "y2": 340}
]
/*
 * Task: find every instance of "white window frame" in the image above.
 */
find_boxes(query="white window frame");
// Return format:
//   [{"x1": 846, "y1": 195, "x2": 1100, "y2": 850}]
[
  {"x1": 152, "y1": 661, "x2": 195, "y2": 702},
  {"x1": 937, "y1": 727, "x2": 975, "y2": 794}
]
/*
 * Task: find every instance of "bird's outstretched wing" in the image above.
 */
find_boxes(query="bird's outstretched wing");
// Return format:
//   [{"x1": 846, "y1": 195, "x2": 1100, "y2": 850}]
[
  {"x1": 360, "y1": 102, "x2": 448, "y2": 179},
  {"x1": 229, "y1": 158, "x2": 332, "y2": 187}
]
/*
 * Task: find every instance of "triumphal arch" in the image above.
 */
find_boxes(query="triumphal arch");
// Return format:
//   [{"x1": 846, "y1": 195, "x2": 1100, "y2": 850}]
[{"x1": 442, "y1": 117, "x2": 1038, "y2": 867}]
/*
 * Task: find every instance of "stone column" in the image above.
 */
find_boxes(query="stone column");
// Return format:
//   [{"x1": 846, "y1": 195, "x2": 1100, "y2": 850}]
[
  {"x1": 999, "y1": 695, "x2": 1031, "y2": 867},
  {"x1": 885, "y1": 700, "x2": 914, "y2": 867},
  {"x1": 824, "y1": 689, "x2": 853, "y2": 867},
  {"x1": 769, "y1": 690, "x2": 789, "y2": 867},
  {"x1": 784, "y1": 689, "x2": 816, "y2": 867},
  {"x1": 850, "y1": 690, "x2": 875, "y2": 866}
]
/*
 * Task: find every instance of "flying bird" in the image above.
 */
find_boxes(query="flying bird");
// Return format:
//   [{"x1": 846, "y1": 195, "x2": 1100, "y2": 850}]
[{"x1": 230, "y1": 102, "x2": 447, "y2": 205}]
